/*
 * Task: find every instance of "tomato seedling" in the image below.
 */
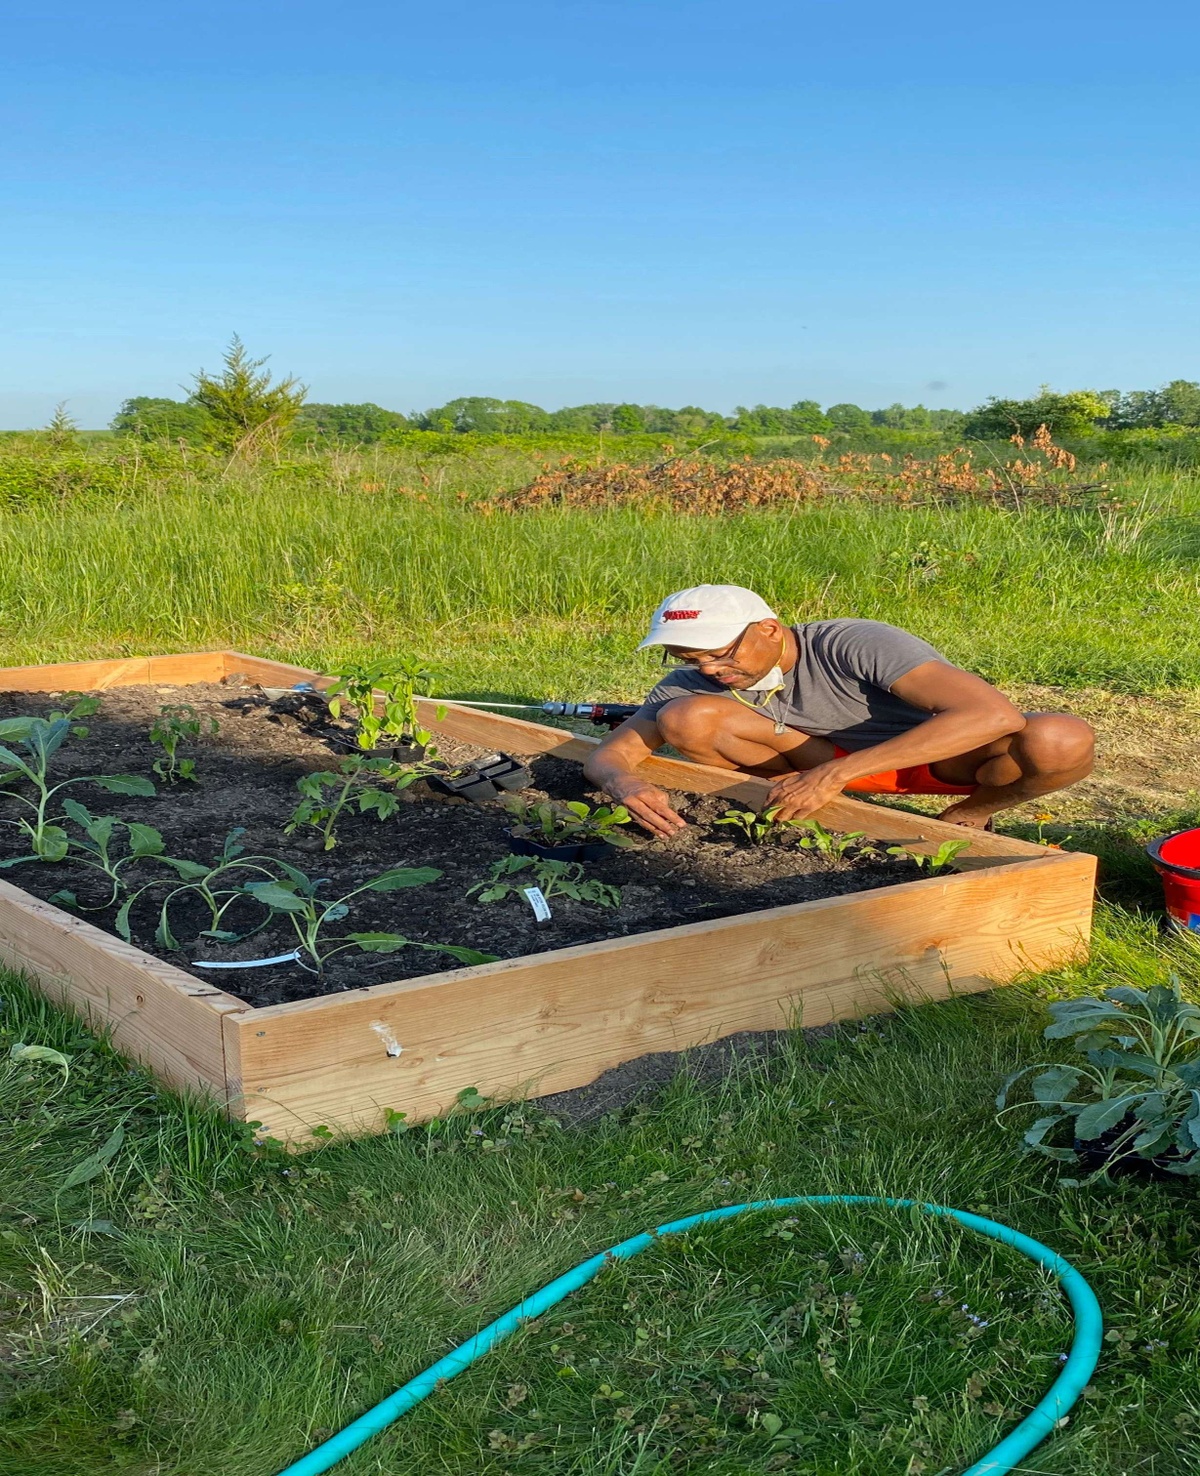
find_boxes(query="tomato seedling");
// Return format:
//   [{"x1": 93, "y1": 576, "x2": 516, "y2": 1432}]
[
  {"x1": 285, "y1": 755, "x2": 437, "y2": 850},
  {"x1": 149, "y1": 704, "x2": 218, "y2": 784},
  {"x1": 469, "y1": 854, "x2": 622, "y2": 909},
  {"x1": 325, "y1": 656, "x2": 442, "y2": 755}
]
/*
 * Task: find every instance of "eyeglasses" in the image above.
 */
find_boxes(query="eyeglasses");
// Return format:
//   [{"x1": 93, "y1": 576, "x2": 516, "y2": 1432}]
[{"x1": 659, "y1": 625, "x2": 750, "y2": 668}]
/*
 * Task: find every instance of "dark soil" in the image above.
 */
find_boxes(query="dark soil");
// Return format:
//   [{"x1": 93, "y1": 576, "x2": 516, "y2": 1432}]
[{"x1": 0, "y1": 683, "x2": 921, "y2": 1007}]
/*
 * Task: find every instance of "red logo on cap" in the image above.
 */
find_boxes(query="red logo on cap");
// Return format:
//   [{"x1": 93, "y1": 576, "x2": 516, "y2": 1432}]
[{"x1": 663, "y1": 610, "x2": 701, "y2": 620}]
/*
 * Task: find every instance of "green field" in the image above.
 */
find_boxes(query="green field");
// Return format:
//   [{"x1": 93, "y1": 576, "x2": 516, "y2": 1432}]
[{"x1": 1, "y1": 441, "x2": 1198, "y2": 1475}]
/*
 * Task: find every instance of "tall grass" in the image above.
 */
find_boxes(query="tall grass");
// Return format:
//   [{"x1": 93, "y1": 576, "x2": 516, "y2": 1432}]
[{"x1": 0, "y1": 465, "x2": 1197, "y2": 696}]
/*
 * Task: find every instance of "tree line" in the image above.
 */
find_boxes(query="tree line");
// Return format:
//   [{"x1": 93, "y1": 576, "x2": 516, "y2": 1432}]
[{"x1": 106, "y1": 338, "x2": 1200, "y2": 448}]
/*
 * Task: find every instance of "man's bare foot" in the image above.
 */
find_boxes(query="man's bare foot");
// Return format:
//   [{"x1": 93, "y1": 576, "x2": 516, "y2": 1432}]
[{"x1": 938, "y1": 800, "x2": 997, "y2": 829}]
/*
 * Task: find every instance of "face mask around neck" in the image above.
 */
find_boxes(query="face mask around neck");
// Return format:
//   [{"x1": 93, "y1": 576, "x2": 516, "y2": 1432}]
[{"x1": 742, "y1": 664, "x2": 784, "y2": 693}]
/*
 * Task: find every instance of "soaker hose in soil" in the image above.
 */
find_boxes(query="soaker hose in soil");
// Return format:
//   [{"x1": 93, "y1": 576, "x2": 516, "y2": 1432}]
[{"x1": 273, "y1": 1195, "x2": 1102, "y2": 1476}]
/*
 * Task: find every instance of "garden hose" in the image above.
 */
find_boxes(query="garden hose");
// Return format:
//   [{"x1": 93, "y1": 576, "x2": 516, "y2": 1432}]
[{"x1": 273, "y1": 1195, "x2": 1103, "y2": 1476}]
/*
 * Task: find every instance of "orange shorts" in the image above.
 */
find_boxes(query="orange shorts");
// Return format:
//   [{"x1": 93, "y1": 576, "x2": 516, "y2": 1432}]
[{"x1": 831, "y1": 745, "x2": 976, "y2": 796}]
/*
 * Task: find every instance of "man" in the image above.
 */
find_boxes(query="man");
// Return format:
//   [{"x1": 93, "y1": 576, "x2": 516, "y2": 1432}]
[{"x1": 583, "y1": 584, "x2": 1094, "y2": 839}]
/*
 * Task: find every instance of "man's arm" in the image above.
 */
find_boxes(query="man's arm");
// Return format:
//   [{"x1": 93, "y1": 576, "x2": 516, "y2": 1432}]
[
  {"x1": 582, "y1": 713, "x2": 688, "y2": 837},
  {"x1": 766, "y1": 661, "x2": 1024, "y2": 821}
]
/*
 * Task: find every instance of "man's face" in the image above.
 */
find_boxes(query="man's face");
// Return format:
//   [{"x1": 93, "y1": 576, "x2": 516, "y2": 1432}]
[{"x1": 664, "y1": 619, "x2": 782, "y2": 689}]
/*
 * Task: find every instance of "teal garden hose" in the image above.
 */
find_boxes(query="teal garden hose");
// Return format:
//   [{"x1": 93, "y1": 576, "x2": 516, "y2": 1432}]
[{"x1": 274, "y1": 1195, "x2": 1103, "y2": 1476}]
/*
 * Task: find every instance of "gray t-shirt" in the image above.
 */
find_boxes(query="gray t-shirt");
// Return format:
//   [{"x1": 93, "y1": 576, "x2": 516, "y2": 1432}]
[{"x1": 637, "y1": 618, "x2": 946, "y2": 752}]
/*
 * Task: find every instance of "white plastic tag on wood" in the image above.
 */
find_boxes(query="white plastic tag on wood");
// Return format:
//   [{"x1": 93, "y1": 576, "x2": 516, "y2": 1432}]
[{"x1": 522, "y1": 886, "x2": 552, "y2": 925}]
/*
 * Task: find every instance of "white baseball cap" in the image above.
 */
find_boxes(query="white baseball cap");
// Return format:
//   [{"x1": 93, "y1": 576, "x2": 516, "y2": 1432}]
[{"x1": 638, "y1": 584, "x2": 778, "y2": 650}]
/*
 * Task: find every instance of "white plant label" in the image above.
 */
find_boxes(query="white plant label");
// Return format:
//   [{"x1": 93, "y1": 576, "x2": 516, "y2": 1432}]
[{"x1": 522, "y1": 886, "x2": 552, "y2": 924}]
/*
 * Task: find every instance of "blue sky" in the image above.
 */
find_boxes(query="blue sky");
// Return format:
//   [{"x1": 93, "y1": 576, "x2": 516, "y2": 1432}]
[{"x1": 2, "y1": 1, "x2": 1198, "y2": 427}]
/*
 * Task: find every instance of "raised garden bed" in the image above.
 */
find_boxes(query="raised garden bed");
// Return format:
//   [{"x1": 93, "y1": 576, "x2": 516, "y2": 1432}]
[{"x1": 0, "y1": 651, "x2": 1097, "y2": 1144}]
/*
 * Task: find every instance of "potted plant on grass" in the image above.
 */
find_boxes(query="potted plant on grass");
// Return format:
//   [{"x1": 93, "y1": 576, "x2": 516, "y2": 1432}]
[{"x1": 996, "y1": 982, "x2": 1200, "y2": 1180}]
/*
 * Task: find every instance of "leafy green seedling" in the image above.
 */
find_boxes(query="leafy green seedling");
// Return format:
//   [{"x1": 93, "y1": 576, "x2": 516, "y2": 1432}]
[
  {"x1": 240, "y1": 864, "x2": 497, "y2": 973},
  {"x1": 794, "y1": 818, "x2": 867, "y2": 859},
  {"x1": 326, "y1": 656, "x2": 443, "y2": 754},
  {"x1": 149, "y1": 703, "x2": 218, "y2": 783},
  {"x1": 0, "y1": 701, "x2": 154, "y2": 866},
  {"x1": 115, "y1": 828, "x2": 288, "y2": 946},
  {"x1": 996, "y1": 980, "x2": 1200, "y2": 1177},
  {"x1": 501, "y1": 796, "x2": 635, "y2": 848},
  {"x1": 285, "y1": 755, "x2": 436, "y2": 850},
  {"x1": 469, "y1": 854, "x2": 622, "y2": 909},
  {"x1": 886, "y1": 838, "x2": 970, "y2": 872},
  {"x1": 50, "y1": 798, "x2": 169, "y2": 909},
  {"x1": 713, "y1": 806, "x2": 784, "y2": 844}
]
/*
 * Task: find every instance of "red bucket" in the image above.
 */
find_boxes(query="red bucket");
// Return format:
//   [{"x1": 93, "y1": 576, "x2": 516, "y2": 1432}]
[{"x1": 1147, "y1": 828, "x2": 1200, "y2": 932}]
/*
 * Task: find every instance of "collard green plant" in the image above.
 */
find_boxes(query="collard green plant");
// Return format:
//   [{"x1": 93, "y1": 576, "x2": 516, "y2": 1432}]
[
  {"x1": 240, "y1": 865, "x2": 496, "y2": 973},
  {"x1": 284, "y1": 755, "x2": 436, "y2": 851},
  {"x1": 501, "y1": 796, "x2": 634, "y2": 848},
  {"x1": 0, "y1": 700, "x2": 154, "y2": 865},
  {"x1": 886, "y1": 838, "x2": 970, "y2": 872},
  {"x1": 325, "y1": 657, "x2": 440, "y2": 754},
  {"x1": 149, "y1": 703, "x2": 218, "y2": 784},
  {"x1": 468, "y1": 854, "x2": 622, "y2": 909},
  {"x1": 996, "y1": 982, "x2": 1200, "y2": 1177},
  {"x1": 796, "y1": 818, "x2": 867, "y2": 859},
  {"x1": 714, "y1": 806, "x2": 786, "y2": 845}
]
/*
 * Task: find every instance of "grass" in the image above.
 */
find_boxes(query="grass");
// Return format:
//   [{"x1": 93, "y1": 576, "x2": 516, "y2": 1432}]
[
  {"x1": 2, "y1": 916, "x2": 1199, "y2": 1476},
  {"x1": 0, "y1": 442, "x2": 1199, "y2": 1473},
  {"x1": 0, "y1": 455, "x2": 1197, "y2": 695}
]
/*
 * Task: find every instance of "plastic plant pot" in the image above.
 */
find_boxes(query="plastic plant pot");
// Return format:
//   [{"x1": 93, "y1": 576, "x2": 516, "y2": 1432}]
[
  {"x1": 1073, "y1": 1117, "x2": 1195, "y2": 1180},
  {"x1": 506, "y1": 831, "x2": 609, "y2": 863},
  {"x1": 426, "y1": 770, "x2": 505, "y2": 803},
  {"x1": 426, "y1": 752, "x2": 532, "y2": 803},
  {"x1": 474, "y1": 753, "x2": 532, "y2": 792}
]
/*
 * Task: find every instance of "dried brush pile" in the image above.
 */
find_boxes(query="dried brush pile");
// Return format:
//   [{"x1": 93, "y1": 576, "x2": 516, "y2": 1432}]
[{"x1": 484, "y1": 426, "x2": 1108, "y2": 515}]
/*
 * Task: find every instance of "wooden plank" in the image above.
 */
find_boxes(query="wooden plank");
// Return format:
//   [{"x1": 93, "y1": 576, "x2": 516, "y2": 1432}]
[
  {"x1": 219, "y1": 654, "x2": 1042, "y2": 863},
  {"x1": 230, "y1": 851, "x2": 1096, "y2": 1142},
  {"x1": 221, "y1": 651, "x2": 337, "y2": 690},
  {"x1": 0, "y1": 880, "x2": 245, "y2": 1098},
  {"x1": 0, "y1": 652, "x2": 229, "y2": 692}
]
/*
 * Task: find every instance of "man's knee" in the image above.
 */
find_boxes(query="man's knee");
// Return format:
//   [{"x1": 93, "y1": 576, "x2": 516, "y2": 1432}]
[
  {"x1": 656, "y1": 694, "x2": 732, "y2": 750},
  {"x1": 1015, "y1": 713, "x2": 1095, "y2": 776}
]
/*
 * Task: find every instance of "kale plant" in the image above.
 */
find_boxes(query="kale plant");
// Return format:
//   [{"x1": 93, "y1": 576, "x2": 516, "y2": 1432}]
[
  {"x1": 996, "y1": 982, "x2": 1200, "y2": 1177},
  {"x1": 240, "y1": 865, "x2": 496, "y2": 973},
  {"x1": 0, "y1": 701, "x2": 154, "y2": 865}
]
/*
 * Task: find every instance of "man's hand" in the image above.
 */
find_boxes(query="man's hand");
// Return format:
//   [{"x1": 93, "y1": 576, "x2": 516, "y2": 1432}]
[
  {"x1": 606, "y1": 775, "x2": 687, "y2": 838},
  {"x1": 765, "y1": 763, "x2": 846, "y2": 823}
]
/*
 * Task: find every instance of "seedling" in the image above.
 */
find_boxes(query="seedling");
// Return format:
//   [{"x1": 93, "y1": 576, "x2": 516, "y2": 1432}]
[
  {"x1": 795, "y1": 818, "x2": 867, "y2": 859},
  {"x1": 149, "y1": 704, "x2": 218, "y2": 783},
  {"x1": 116, "y1": 829, "x2": 296, "y2": 946},
  {"x1": 886, "y1": 838, "x2": 970, "y2": 872},
  {"x1": 285, "y1": 755, "x2": 437, "y2": 850},
  {"x1": 468, "y1": 854, "x2": 622, "y2": 909},
  {"x1": 501, "y1": 796, "x2": 635, "y2": 848},
  {"x1": 325, "y1": 656, "x2": 442, "y2": 754},
  {"x1": 0, "y1": 702, "x2": 154, "y2": 865},
  {"x1": 714, "y1": 806, "x2": 789, "y2": 845},
  {"x1": 240, "y1": 864, "x2": 496, "y2": 973},
  {"x1": 50, "y1": 798, "x2": 169, "y2": 909}
]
